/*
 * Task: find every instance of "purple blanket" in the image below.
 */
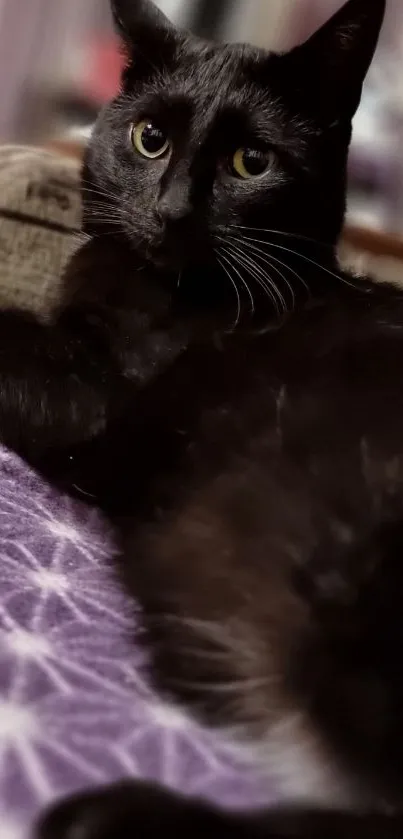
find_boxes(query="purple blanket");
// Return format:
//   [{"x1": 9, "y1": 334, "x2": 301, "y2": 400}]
[{"x1": 0, "y1": 447, "x2": 270, "y2": 838}]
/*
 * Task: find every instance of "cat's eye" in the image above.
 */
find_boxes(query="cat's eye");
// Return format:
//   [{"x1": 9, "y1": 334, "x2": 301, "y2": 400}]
[
  {"x1": 231, "y1": 148, "x2": 273, "y2": 180},
  {"x1": 131, "y1": 120, "x2": 170, "y2": 159}
]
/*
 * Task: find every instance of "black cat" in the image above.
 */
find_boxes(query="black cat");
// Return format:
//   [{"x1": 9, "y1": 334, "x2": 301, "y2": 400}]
[{"x1": 3, "y1": 0, "x2": 403, "y2": 835}]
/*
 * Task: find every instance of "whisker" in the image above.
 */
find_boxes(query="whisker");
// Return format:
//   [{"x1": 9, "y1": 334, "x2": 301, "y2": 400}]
[
  {"x1": 228, "y1": 234, "x2": 309, "y2": 299},
  {"x1": 83, "y1": 197, "x2": 119, "y2": 205},
  {"x1": 81, "y1": 181, "x2": 122, "y2": 200},
  {"x1": 84, "y1": 213, "x2": 123, "y2": 223},
  {"x1": 251, "y1": 250, "x2": 296, "y2": 309},
  {"x1": 168, "y1": 675, "x2": 276, "y2": 695},
  {"x1": 84, "y1": 201, "x2": 121, "y2": 211},
  {"x1": 80, "y1": 227, "x2": 126, "y2": 239},
  {"x1": 84, "y1": 206, "x2": 133, "y2": 223},
  {"x1": 159, "y1": 614, "x2": 265, "y2": 661},
  {"x1": 215, "y1": 252, "x2": 242, "y2": 330},
  {"x1": 81, "y1": 188, "x2": 119, "y2": 200},
  {"x1": 219, "y1": 241, "x2": 285, "y2": 315},
  {"x1": 218, "y1": 249, "x2": 255, "y2": 315},
  {"x1": 238, "y1": 235, "x2": 359, "y2": 291},
  {"x1": 81, "y1": 193, "x2": 122, "y2": 208},
  {"x1": 85, "y1": 209, "x2": 124, "y2": 219},
  {"x1": 83, "y1": 200, "x2": 123, "y2": 211},
  {"x1": 221, "y1": 240, "x2": 285, "y2": 314},
  {"x1": 174, "y1": 644, "x2": 234, "y2": 662},
  {"x1": 231, "y1": 224, "x2": 334, "y2": 250},
  {"x1": 84, "y1": 216, "x2": 124, "y2": 227}
]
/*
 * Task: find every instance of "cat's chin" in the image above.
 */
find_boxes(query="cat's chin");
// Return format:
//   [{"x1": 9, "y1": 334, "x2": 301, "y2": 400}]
[
  {"x1": 149, "y1": 252, "x2": 183, "y2": 273},
  {"x1": 135, "y1": 239, "x2": 184, "y2": 275},
  {"x1": 144, "y1": 248, "x2": 214, "y2": 284},
  {"x1": 142, "y1": 231, "x2": 213, "y2": 276}
]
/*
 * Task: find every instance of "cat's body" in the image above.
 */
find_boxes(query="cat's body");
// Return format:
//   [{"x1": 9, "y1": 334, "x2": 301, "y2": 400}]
[
  {"x1": 2, "y1": 0, "x2": 403, "y2": 834},
  {"x1": 38, "y1": 266, "x2": 403, "y2": 836}
]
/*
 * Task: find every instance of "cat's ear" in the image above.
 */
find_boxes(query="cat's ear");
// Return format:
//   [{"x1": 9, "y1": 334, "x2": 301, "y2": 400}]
[
  {"x1": 290, "y1": 0, "x2": 386, "y2": 119},
  {"x1": 111, "y1": 0, "x2": 180, "y2": 69}
]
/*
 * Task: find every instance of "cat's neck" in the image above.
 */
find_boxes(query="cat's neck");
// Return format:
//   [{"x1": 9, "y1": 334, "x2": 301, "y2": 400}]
[{"x1": 63, "y1": 234, "x2": 379, "y2": 343}]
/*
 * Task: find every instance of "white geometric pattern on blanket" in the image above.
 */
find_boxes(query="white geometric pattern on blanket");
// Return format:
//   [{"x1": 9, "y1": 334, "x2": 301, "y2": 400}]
[{"x1": 0, "y1": 448, "x2": 269, "y2": 838}]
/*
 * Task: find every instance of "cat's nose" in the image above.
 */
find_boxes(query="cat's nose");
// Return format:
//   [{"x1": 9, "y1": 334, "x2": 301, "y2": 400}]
[{"x1": 157, "y1": 182, "x2": 192, "y2": 224}]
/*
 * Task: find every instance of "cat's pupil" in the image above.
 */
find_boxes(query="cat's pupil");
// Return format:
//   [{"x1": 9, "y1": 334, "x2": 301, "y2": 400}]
[
  {"x1": 242, "y1": 150, "x2": 269, "y2": 176},
  {"x1": 141, "y1": 124, "x2": 167, "y2": 154}
]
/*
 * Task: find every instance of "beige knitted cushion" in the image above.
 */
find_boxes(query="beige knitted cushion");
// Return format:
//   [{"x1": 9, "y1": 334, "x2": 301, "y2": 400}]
[{"x1": 0, "y1": 145, "x2": 82, "y2": 316}]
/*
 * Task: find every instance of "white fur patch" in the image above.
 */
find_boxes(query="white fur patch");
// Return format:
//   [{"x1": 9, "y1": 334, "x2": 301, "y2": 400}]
[{"x1": 261, "y1": 712, "x2": 358, "y2": 808}]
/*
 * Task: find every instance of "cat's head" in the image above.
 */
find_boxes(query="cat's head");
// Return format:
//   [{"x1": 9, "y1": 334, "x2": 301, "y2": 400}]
[{"x1": 83, "y1": 0, "x2": 385, "y2": 294}]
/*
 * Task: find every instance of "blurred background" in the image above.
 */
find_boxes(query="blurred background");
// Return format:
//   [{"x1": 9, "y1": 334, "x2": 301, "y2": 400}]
[{"x1": 1, "y1": 0, "x2": 403, "y2": 247}]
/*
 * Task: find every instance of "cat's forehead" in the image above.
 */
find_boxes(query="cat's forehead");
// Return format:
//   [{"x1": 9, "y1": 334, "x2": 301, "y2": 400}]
[
  {"x1": 169, "y1": 41, "x2": 268, "y2": 108},
  {"x1": 123, "y1": 42, "x2": 308, "y2": 153}
]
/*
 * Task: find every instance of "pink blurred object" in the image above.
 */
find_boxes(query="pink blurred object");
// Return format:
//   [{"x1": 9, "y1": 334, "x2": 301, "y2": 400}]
[
  {"x1": 81, "y1": 36, "x2": 124, "y2": 104},
  {"x1": 284, "y1": 0, "x2": 341, "y2": 46}
]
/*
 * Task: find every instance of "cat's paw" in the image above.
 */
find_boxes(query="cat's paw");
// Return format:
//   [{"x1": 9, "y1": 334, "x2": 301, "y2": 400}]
[
  {"x1": 36, "y1": 781, "x2": 210, "y2": 839},
  {"x1": 36, "y1": 783, "x2": 146, "y2": 839}
]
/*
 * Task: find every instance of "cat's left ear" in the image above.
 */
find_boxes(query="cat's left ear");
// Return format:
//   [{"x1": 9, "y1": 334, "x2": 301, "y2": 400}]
[
  {"x1": 289, "y1": 0, "x2": 386, "y2": 120},
  {"x1": 111, "y1": 0, "x2": 181, "y2": 68}
]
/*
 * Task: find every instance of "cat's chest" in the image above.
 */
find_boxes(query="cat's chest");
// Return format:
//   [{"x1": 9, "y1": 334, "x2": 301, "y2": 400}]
[{"x1": 256, "y1": 711, "x2": 376, "y2": 812}]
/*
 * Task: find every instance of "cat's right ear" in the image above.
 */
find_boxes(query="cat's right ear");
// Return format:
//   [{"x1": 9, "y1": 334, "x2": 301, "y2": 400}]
[
  {"x1": 111, "y1": 0, "x2": 180, "y2": 69},
  {"x1": 286, "y1": 0, "x2": 386, "y2": 121}
]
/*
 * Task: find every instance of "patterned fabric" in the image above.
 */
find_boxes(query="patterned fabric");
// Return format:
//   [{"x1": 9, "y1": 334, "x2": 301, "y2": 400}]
[{"x1": 0, "y1": 447, "x2": 269, "y2": 838}]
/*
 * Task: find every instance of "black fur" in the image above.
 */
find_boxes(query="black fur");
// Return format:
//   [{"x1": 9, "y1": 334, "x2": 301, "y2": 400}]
[
  {"x1": 1, "y1": 0, "x2": 401, "y2": 835},
  {"x1": 37, "y1": 783, "x2": 403, "y2": 838}
]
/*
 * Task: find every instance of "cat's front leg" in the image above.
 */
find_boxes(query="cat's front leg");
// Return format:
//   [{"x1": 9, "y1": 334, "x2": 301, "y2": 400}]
[{"x1": 36, "y1": 782, "x2": 403, "y2": 839}]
